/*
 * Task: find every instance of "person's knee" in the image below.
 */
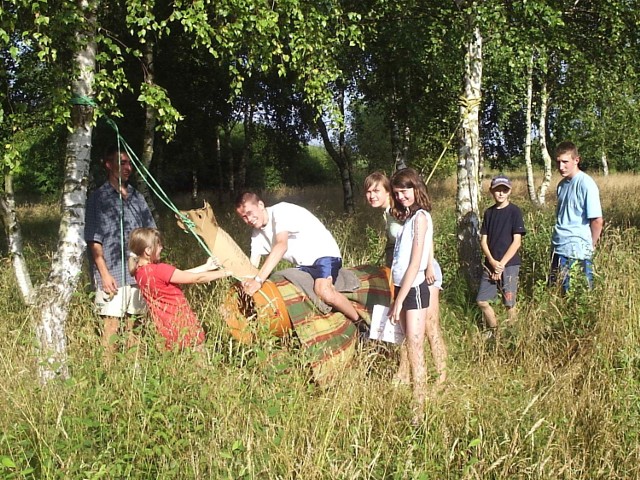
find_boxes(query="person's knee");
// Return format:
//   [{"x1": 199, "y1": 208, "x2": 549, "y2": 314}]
[
  {"x1": 477, "y1": 300, "x2": 490, "y2": 309},
  {"x1": 314, "y1": 280, "x2": 332, "y2": 303}
]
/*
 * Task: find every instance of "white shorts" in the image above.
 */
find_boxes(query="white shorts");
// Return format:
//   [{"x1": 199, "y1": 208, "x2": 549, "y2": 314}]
[
  {"x1": 95, "y1": 285, "x2": 147, "y2": 318},
  {"x1": 431, "y1": 259, "x2": 443, "y2": 290}
]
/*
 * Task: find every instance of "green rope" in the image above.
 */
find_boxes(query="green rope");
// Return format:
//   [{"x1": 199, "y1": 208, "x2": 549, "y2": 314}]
[
  {"x1": 70, "y1": 95, "x2": 98, "y2": 107},
  {"x1": 76, "y1": 95, "x2": 262, "y2": 295},
  {"x1": 113, "y1": 124, "x2": 128, "y2": 314},
  {"x1": 110, "y1": 128, "x2": 215, "y2": 259}
]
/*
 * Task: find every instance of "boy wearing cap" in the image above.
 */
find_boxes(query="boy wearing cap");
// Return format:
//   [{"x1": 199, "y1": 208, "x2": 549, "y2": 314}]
[{"x1": 476, "y1": 174, "x2": 526, "y2": 334}]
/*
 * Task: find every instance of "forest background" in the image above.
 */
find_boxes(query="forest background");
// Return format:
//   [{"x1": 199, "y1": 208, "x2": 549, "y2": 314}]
[{"x1": 1, "y1": 0, "x2": 640, "y2": 477}]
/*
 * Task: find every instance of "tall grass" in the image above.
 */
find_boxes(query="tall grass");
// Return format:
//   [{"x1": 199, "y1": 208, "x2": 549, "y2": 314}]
[{"x1": 1, "y1": 173, "x2": 639, "y2": 478}]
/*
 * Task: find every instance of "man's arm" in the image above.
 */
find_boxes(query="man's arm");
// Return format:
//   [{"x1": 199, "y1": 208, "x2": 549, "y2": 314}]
[
  {"x1": 590, "y1": 216, "x2": 604, "y2": 248},
  {"x1": 242, "y1": 231, "x2": 289, "y2": 296},
  {"x1": 87, "y1": 241, "x2": 118, "y2": 294}
]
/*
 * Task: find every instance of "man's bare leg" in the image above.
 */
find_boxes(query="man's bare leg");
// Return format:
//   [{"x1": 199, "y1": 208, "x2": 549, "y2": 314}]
[
  {"x1": 314, "y1": 277, "x2": 359, "y2": 321},
  {"x1": 101, "y1": 316, "x2": 120, "y2": 365}
]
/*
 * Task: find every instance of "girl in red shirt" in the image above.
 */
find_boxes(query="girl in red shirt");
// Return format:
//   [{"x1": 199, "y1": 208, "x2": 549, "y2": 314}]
[{"x1": 128, "y1": 228, "x2": 229, "y2": 350}]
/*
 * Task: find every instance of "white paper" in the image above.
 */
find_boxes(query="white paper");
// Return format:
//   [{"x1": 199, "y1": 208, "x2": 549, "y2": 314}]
[{"x1": 369, "y1": 304, "x2": 405, "y2": 344}]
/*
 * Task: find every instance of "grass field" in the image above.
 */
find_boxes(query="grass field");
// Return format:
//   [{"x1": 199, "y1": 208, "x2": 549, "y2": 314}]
[{"x1": 1, "y1": 172, "x2": 639, "y2": 478}]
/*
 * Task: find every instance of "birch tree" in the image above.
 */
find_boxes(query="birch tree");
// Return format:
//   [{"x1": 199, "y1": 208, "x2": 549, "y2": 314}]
[
  {"x1": 456, "y1": 18, "x2": 483, "y2": 286},
  {"x1": 37, "y1": 0, "x2": 98, "y2": 382}
]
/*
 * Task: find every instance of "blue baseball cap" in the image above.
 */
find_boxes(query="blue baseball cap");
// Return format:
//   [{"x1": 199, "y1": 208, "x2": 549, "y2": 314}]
[{"x1": 490, "y1": 174, "x2": 512, "y2": 190}]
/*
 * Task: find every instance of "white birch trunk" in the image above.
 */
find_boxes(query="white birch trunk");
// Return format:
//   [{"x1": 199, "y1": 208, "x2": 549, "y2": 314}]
[
  {"x1": 523, "y1": 53, "x2": 537, "y2": 205},
  {"x1": 1, "y1": 175, "x2": 35, "y2": 304},
  {"x1": 35, "y1": 0, "x2": 97, "y2": 383},
  {"x1": 456, "y1": 24, "x2": 483, "y2": 286},
  {"x1": 601, "y1": 151, "x2": 609, "y2": 176},
  {"x1": 537, "y1": 80, "x2": 553, "y2": 205}
]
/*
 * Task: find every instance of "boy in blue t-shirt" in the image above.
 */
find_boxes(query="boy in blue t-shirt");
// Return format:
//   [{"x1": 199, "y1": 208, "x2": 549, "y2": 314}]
[
  {"x1": 476, "y1": 175, "x2": 526, "y2": 335},
  {"x1": 549, "y1": 141, "x2": 603, "y2": 292}
]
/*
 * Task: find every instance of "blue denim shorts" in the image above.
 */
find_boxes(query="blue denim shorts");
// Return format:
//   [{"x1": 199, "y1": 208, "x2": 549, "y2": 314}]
[{"x1": 298, "y1": 256, "x2": 342, "y2": 284}]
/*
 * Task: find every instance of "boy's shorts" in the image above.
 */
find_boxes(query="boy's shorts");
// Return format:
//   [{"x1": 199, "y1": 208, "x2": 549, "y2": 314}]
[
  {"x1": 299, "y1": 256, "x2": 342, "y2": 284},
  {"x1": 394, "y1": 280, "x2": 430, "y2": 311},
  {"x1": 95, "y1": 285, "x2": 147, "y2": 318},
  {"x1": 476, "y1": 265, "x2": 520, "y2": 308}
]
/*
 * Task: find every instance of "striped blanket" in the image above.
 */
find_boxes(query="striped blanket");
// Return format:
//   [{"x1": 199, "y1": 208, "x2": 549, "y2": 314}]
[{"x1": 269, "y1": 265, "x2": 392, "y2": 382}]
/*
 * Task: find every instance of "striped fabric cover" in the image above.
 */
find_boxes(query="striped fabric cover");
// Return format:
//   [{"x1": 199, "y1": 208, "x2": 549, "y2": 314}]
[{"x1": 269, "y1": 265, "x2": 392, "y2": 381}]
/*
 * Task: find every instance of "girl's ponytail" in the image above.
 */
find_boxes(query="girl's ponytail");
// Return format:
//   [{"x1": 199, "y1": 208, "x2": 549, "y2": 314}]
[
  {"x1": 128, "y1": 227, "x2": 162, "y2": 275},
  {"x1": 128, "y1": 252, "x2": 140, "y2": 276}
]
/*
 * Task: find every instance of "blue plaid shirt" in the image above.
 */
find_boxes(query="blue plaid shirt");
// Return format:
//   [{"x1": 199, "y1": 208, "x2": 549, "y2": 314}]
[{"x1": 85, "y1": 182, "x2": 156, "y2": 289}]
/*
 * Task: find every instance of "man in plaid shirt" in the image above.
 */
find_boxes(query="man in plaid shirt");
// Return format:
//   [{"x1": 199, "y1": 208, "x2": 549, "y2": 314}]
[{"x1": 85, "y1": 145, "x2": 155, "y2": 361}]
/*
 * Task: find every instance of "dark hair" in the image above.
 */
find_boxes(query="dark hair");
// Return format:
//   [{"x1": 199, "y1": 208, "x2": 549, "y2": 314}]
[
  {"x1": 363, "y1": 171, "x2": 391, "y2": 194},
  {"x1": 390, "y1": 168, "x2": 431, "y2": 221},
  {"x1": 103, "y1": 144, "x2": 127, "y2": 162},
  {"x1": 555, "y1": 141, "x2": 579, "y2": 159},
  {"x1": 234, "y1": 191, "x2": 262, "y2": 208}
]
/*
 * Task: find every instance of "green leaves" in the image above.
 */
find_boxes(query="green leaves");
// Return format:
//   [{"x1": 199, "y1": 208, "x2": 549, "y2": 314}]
[{"x1": 137, "y1": 83, "x2": 183, "y2": 141}]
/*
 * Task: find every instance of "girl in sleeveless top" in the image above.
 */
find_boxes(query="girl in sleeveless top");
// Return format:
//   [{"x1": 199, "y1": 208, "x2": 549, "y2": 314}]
[{"x1": 388, "y1": 168, "x2": 447, "y2": 420}]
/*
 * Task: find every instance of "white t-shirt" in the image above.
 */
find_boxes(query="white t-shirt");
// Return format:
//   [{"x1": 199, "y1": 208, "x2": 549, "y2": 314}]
[
  {"x1": 250, "y1": 202, "x2": 341, "y2": 266},
  {"x1": 391, "y1": 209, "x2": 432, "y2": 287}
]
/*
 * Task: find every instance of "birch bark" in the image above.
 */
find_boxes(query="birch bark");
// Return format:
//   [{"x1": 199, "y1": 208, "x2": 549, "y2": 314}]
[
  {"x1": 523, "y1": 53, "x2": 538, "y2": 205},
  {"x1": 456, "y1": 24, "x2": 483, "y2": 286},
  {"x1": 0, "y1": 174, "x2": 35, "y2": 304},
  {"x1": 34, "y1": 0, "x2": 97, "y2": 383},
  {"x1": 537, "y1": 80, "x2": 553, "y2": 205}
]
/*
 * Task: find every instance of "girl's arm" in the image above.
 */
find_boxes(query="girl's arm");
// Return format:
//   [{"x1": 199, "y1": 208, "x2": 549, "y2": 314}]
[
  {"x1": 185, "y1": 256, "x2": 221, "y2": 274},
  {"x1": 170, "y1": 268, "x2": 229, "y2": 285},
  {"x1": 390, "y1": 212, "x2": 428, "y2": 323},
  {"x1": 425, "y1": 215, "x2": 435, "y2": 284}
]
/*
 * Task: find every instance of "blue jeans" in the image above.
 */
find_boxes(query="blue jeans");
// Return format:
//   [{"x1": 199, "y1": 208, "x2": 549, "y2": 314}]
[{"x1": 549, "y1": 253, "x2": 593, "y2": 292}]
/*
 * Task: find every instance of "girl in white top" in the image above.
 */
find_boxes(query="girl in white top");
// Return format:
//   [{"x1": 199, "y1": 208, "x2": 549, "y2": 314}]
[
  {"x1": 364, "y1": 172, "x2": 447, "y2": 391},
  {"x1": 388, "y1": 168, "x2": 448, "y2": 418}
]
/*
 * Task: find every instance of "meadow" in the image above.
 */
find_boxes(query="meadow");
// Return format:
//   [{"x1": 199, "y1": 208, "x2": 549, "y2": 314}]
[{"x1": 1, "y1": 172, "x2": 639, "y2": 479}]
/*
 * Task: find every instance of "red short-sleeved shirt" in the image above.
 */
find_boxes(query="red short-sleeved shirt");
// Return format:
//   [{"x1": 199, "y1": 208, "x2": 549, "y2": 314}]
[{"x1": 135, "y1": 263, "x2": 204, "y2": 349}]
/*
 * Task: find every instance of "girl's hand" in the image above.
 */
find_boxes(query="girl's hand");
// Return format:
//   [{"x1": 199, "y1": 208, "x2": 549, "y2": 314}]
[
  {"x1": 388, "y1": 301, "x2": 402, "y2": 325},
  {"x1": 205, "y1": 256, "x2": 221, "y2": 270},
  {"x1": 425, "y1": 264, "x2": 436, "y2": 285}
]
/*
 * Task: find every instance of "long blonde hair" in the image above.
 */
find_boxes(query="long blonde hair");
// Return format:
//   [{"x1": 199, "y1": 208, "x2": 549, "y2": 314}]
[{"x1": 128, "y1": 227, "x2": 162, "y2": 275}]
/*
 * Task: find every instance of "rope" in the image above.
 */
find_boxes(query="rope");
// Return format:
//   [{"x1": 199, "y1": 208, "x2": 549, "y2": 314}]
[
  {"x1": 101, "y1": 117, "x2": 214, "y2": 258},
  {"x1": 420, "y1": 95, "x2": 481, "y2": 185},
  {"x1": 76, "y1": 95, "x2": 271, "y2": 300},
  {"x1": 421, "y1": 118, "x2": 463, "y2": 186}
]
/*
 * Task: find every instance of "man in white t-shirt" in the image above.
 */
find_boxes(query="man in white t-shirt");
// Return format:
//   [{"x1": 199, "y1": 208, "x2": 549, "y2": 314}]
[{"x1": 235, "y1": 192, "x2": 359, "y2": 322}]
